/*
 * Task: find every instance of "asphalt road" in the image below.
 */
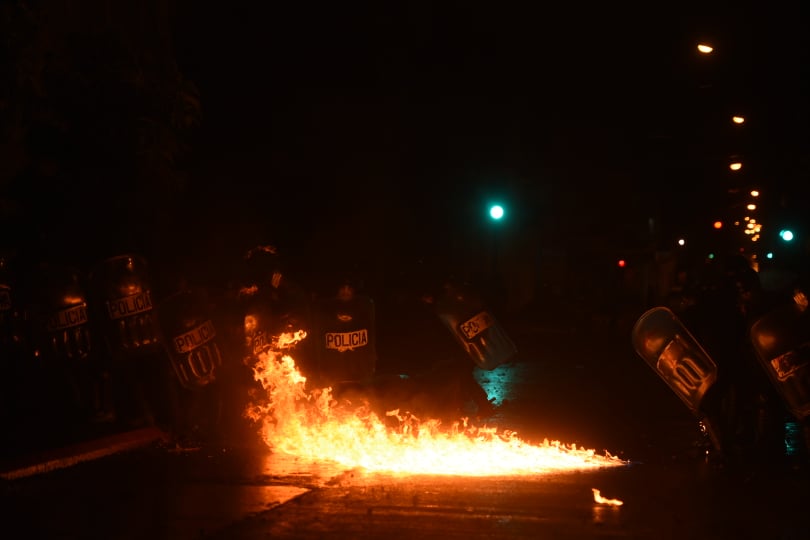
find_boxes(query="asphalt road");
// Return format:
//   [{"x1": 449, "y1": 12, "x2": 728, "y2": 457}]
[{"x1": 3, "y1": 308, "x2": 810, "y2": 539}]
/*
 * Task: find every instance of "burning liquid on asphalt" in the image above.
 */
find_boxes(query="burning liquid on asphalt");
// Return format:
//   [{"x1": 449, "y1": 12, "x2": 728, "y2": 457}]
[{"x1": 245, "y1": 332, "x2": 627, "y2": 476}]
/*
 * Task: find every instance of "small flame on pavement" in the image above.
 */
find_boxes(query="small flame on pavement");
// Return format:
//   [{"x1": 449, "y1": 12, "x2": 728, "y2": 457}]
[
  {"x1": 246, "y1": 332, "x2": 628, "y2": 476},
  {"x1": 592, "y1": 488, "x2": 624, "y2": 506}
]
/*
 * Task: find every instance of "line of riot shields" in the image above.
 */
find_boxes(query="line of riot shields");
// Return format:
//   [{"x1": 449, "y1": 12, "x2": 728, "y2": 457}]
[
  {"x1": 0, "y1": 244, "x2": 518, "y2": 458},
  {"x1": 632, "y1": 254, "x2": 810, "y2": 465},
  {"x1": 0, "y1": 251, "x2": 219, "y2": 455}
]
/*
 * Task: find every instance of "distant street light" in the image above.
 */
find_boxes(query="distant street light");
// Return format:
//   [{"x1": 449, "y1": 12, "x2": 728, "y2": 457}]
[
  {"x1": 732, "y1": 115, "x2": 746, "y2": 124},
  {"x1": 489, "y1": 204, "x2": 505, "y2": 221},
  {"x1": 729, "y1": 162, "x2": 742, "y2": 171},
  {"x1": 697, "y1": 43, "x2": 714, "y2": 54},
  {"x1": 780, "y1": 229, "x2": 795, "y2": 242}
]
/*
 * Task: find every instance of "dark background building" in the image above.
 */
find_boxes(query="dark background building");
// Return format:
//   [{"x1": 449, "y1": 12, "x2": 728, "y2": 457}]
[{"x1": 2, "y1": 1, "x2": 809, "y2": 310}]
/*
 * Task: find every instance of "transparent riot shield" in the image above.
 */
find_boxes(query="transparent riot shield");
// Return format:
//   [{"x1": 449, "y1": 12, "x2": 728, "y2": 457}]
[
  {"x1": 157, "y1": 288, "x2": 223, "y2": 391},
  {"x1": 749, "y1": 291, "x2": 810, "y2": 421},
  {"x1": 435, "y1": 281, "x2": 517, "y2": 371},
  {"x1": 631, "y1": 305, "x2": 730, "y2": 456},
  {"x1": 632, "y1": 306, "x2": 719, "y2": 415}
]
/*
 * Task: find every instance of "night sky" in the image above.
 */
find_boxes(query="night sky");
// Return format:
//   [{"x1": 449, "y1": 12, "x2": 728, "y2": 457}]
[
  {"x1": 3, "y1": 1, "x2": 809, "y2": 292},
  {"x1": 170, "y1": 3, "x2": 809, "y2": 245}
]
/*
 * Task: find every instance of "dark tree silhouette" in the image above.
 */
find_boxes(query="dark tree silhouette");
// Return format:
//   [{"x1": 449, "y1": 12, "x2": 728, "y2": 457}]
[{"x1": 1, "y1": 0, "x2": 201, "y2": 266}]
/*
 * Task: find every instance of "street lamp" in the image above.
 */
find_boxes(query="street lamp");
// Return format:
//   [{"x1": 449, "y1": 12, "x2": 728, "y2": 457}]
[
  {"x1": 697, "y1": 43, "x2": 714, "y2": 54},
  {"x1": 780, "y1": 229, "x2": 795, "y2": 242}
]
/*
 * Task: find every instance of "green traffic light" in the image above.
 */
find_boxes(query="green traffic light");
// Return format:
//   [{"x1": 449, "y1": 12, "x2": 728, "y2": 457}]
[
  {"x1": 780, "y1": 229, "x2": 794, "y2": 242},
  {"x1": 489, "y1": 204, "x2": 505, "y2": 220}
]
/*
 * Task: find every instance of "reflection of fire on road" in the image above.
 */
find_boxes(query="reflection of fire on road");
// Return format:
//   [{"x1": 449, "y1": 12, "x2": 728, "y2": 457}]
[{"x1": 245, "y1": 331, "x2": 627, "y2": 476}]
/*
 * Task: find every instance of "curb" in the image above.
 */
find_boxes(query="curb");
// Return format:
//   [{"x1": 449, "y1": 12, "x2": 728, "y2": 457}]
[{"x1": 0, "y1": 426, "x2": 168, "y2": 481}]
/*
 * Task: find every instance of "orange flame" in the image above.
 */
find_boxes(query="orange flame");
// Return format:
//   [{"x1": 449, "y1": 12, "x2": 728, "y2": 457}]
[
  {"x1": 592, "y1": 488, "x2": 624, "y2": 506},
  {"x1": 246, "y1": 331, "x2": 628, "y2": 476}
]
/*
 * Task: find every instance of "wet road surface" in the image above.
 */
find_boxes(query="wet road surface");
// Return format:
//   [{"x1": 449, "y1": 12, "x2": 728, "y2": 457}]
[{"x1": 4, "y1": 312, "x2": 810, "y2": 539}]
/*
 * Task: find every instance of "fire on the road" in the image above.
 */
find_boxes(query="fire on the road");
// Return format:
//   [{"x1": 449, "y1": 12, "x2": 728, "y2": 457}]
[
  {"x1": 592, "y1": 488, "x2": 624, "y2": 506},
  {"x1": 245, "y1": 332, "x2": 628, "y2": 476}
]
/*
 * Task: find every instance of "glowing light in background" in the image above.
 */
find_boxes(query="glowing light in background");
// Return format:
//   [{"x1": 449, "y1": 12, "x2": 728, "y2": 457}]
[
  {"x1": 729, "y1": 162, "x2": 742, "y2": 171},
  {"x1": 732, "y1": 115, "x2": 745, "y2": 124},
  {"x1": 697, "y1": 43, "x2": 714, "y2": 54}
]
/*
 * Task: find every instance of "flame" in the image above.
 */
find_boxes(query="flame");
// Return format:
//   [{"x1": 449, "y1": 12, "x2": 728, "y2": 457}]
[
  {"x1": 239, "y1": 284, "x2": 259, "y2": 297},
  {"x1": 246, "y1": 331, "x2": 628, "y2": 476},
  {"x1": 592, "y1": 488, "x2": 624, "y2": 506}
]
